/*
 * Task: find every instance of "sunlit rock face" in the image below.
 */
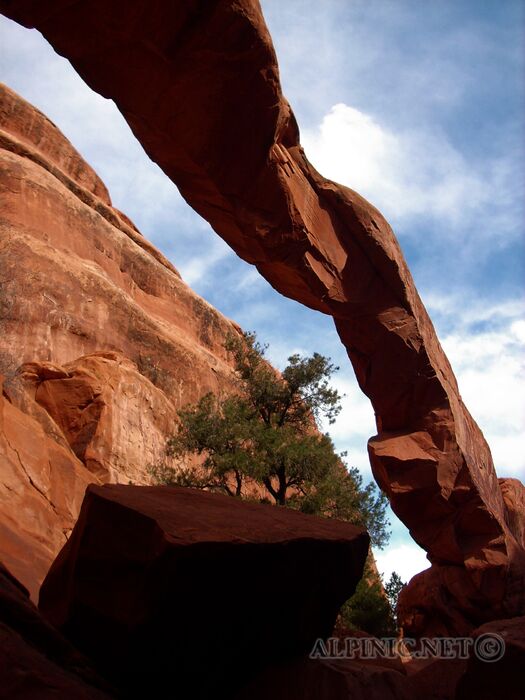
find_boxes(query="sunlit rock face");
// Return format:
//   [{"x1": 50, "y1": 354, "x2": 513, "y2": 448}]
[
  {"x1": 0, "y1": 374, "x2": 94, "y2": 602},
  {"x1": 1, "y1": 1, "x2": 523, "y2": 633},
  {"x1": 0, "y1": 82, "x2": 243, "y2": 597}
]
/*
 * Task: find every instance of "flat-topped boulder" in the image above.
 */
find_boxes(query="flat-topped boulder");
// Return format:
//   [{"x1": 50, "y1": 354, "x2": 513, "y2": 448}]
[{"x1": 40, "y1": 484, "x2": 369, "y2": 698}]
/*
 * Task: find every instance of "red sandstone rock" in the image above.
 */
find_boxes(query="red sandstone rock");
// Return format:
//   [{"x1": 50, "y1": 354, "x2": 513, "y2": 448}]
[
  {"x1": 236, "y1": 643, "x2": 465, "y2": 699},
  {"x1": 27, "y1": 352, "x2": 180, "y2": 484},
  {"x1": 2, "y1": 0, "x2": 523, "y2": 634},
  {"x1": 499, "y1": 478, "x2": 525, "y2": 549},
  {"x1": 455, "y1": 616, "x2": 525, "y2": 700},
  {"x1": 38, "y1": 484, "x2": 369, "y2": 698},
  {"x1": 235, "y1": 657, "x2": 411, "y2": 700},
  {"x1": 0, "y1": 82, "x2": 240, "y2": 399},
  {"x1": 0, "y1": 561, "x2": 114, "y2": 698},
  {"x1": 0, "y1": 81, "x2": 249, "y2": 598},
  {"x1": 396, "y1": 564, "x2": 496, "y2": 638},
  {"x1": 405, "y1": 658, "x2": 467, "y2": 700},
  {"x1": 0, "y1": 375, "x2": 96, "y2": 600}
]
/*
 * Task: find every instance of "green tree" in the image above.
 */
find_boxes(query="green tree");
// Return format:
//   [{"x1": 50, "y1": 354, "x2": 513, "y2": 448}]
[
  {"x1": 335, "y1": 557, "x2": 397, "y2": 637},
  {"x1": 151, "y1": 331, "x2": 389, "y2": 548},
  {"x1": 299, "y1": 464, "x2": 390, "y2": 549},
  {"x1": 384, "y1": 571, "x2": 406, "y2": 626}
]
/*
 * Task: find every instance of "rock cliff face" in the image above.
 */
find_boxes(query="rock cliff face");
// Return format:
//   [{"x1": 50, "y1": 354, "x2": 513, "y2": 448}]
[
  {"x1": 0, "y1": 81, "x2": 243, "y2": 597},
  {"x1": 0, "y1": 374, "x2": 94, "y2": 601},
  {"x1": 1, "y1": 0, "x2": 523, "y2": 634}
]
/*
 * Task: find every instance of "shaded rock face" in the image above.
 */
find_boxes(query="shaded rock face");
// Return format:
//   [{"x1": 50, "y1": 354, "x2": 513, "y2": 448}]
[
  {"x1": 235, "y1": 656, "x2": 467, "y2": 700},
  {"x1": 39, "y1": 484, "x2": 370, "y2": 698},
  {"x1": 2, "y1": 0, "x2": 523, "y2": 633},
  {"x1": 236, "y1": 657, "x2": 412, "y2": 700},
  {"x1": 0, "y1": 561, "x2": 113, "y2": 699},
  {"x1": 456, "y1": 616, "x2": 525, "y2": 700},
  {"x1": 0, "y1": 81, "x2": 244, "y2": 598}
]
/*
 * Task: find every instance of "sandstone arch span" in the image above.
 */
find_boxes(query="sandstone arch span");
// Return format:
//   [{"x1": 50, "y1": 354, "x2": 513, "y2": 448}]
[{"x1": 2, "y1": 0, "x2": 523, "y2": 634}]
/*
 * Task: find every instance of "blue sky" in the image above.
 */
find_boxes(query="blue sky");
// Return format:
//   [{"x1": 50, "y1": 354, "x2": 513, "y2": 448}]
[{"x1": 1, "y1": 1, "x2": 523, "y2": 582}]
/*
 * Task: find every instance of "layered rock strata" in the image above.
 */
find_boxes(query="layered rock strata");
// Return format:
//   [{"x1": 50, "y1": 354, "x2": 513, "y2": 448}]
[
  {"x1": 1, "y1": 0, "x2": 523, "y2": 632},
  {"x1": 0, "y1": 81, "x2": 243, "y2": 597}
]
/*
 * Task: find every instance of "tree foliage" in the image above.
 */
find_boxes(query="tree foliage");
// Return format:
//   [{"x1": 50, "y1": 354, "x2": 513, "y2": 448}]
[
  {"x1": 384, "y1": 571, "x2": 406, "y2": 625},
  {"x1": 335, "y1": 558, "x2": 397, "y2": 637},
  {"x1": 151, "y1": 331, "x2": 390, "y2": 548}
]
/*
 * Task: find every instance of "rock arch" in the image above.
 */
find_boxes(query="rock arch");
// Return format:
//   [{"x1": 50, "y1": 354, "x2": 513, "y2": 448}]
[{"x1": 2, "y1": 0, "x2": 523, "y2": 634}]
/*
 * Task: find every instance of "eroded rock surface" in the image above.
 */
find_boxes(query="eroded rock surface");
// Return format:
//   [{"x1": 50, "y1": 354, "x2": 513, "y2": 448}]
[
  {"x1": 24, "y1": 352, "x2": 179, "y2": 484},
  {"x1": 39, "y1": 484, "x2": 369, "y2": 698},
  {"x1": 1, "y1": 0, "x2": 523, "y2": 632},
  {"x1": 0, "y1": 375, "x2": 95, "y2": 600},
  {"x1": 0, "y1": 81, "x2": 245, "y2": 598},
  {"x1": 0, "y1": 82, "x2": 239, "y2": 391}
]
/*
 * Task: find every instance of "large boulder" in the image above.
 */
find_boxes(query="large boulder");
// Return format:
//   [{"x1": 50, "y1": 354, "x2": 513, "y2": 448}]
[
  {"x1": 39, "y1": 484, "x2": 369, "y2": 698},
  {"x1": 2, "y1": 1, "x2": 523, "y2": 633},
  {"x1": 234, "y1": 653, "x2": 466, "y2": 699},
  {"x1": 235, "y1": 657, "x2": 411, "y2": 700},
  {"x1": 397, "y1": 565, "x2": 492, "y2": 638}
]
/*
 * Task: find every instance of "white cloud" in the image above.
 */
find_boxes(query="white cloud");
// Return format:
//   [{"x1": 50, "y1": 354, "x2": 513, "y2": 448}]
[
  {"x1": 234, "y1": 268, "x2": 265, "y2": 294},
  {"x1": 424, "y1": 294, "x2": 523, "y2": 331},
  {"x1": 303, "y1": 103, "x2": 521, "y2": 240},
  {"x1": 324, "y1": 377, "x2": 377, "y2": 441},
  {"x1": 442, "y1": 319, "x2": 525, "y2": 478},
  {"x1": 422, "y1": 294, "x2": 525, "y2": 479},
  {"x1": 319, "y1": 376, "x2": 377, "y2": 481},
  {"x1": 375, "y1": 543, "x2": 430, "y2": 584},
  {"x1": 177, "y1": 237, "x2": 232, "y2": 287}
]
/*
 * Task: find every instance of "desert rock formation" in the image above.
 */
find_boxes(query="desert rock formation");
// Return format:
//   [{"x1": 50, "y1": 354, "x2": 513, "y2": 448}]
[
  {"x1": 1, "y1": 0, "x2": 523, "y2": 634},
  {"x1": 0, "y1": 81, "x2": 244, "y2": 597},
  {"x1": 0, "y1": 374, "x2": 94, "y2": 601}
]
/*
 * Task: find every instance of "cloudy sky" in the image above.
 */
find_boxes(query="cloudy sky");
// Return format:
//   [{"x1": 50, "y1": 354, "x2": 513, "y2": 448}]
[{"x1": 1, "y1": 1, "x2": 523, "y2": 583}]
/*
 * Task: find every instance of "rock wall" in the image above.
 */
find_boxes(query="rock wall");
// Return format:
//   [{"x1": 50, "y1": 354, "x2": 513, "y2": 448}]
[
  {"x1": 0, "y1": 375, "x2": 94, "y2": 601},
  {"x1": 0, "y1": 82, "x2": 243, "y2": 597},
  {"x1": 1, "y1": 0, "x2": 522, "y2": 633}
]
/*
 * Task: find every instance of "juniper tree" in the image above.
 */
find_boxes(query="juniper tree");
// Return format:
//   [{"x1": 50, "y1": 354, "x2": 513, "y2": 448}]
[{"x1": 151, "y1": 331, "x2": 389, "y2": 548}]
